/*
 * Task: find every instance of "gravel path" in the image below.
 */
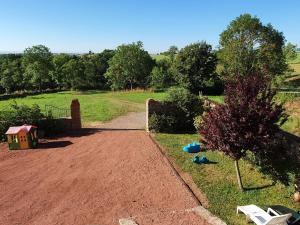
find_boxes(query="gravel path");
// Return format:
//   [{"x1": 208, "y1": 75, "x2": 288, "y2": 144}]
[
  {"x1": 0, "y1": 130, "x2": 211, "y2": 225},
  {"x1": 98, "y1": 112, "x2": 146, "y2": 130}
]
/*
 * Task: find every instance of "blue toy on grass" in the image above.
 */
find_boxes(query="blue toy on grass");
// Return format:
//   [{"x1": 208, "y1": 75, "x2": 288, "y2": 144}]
[
  {"x1": 193, "y1": 155, "x2": 209, "y2": 164},
  {"x1": 183, "y1": 142, "x2": 200, "y2": 153}
]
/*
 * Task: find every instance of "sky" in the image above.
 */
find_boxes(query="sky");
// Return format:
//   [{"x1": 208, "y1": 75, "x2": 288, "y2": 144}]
[{"x1": 0, "y1": 0, "x2": 299, "y2": 53}]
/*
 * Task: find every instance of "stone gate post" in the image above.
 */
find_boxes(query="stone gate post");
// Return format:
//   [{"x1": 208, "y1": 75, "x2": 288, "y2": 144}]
[{"x1": 71, "y1": 99, "x2": 82, "y2": 130}]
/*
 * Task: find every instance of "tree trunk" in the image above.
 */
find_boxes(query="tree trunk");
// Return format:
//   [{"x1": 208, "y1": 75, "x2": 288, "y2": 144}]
[{"x1": 234, "y1": 160, "x2": 244, "y2": 191}]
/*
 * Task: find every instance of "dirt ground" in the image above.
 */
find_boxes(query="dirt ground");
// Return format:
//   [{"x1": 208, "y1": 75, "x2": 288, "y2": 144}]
[{"x1": 0, "y1": 130, "x2": 211, "y2": 225}]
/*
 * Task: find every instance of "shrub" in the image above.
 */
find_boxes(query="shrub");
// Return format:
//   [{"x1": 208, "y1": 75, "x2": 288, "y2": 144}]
[
  {"x1": 0, "y1": 102, "x2": 43, "y2": 141},
  {"x1": 148, "y1": 87, "x2": 204, "y2": 133},
  {"x1": 148, "y1": 113, "x2": 176, "y2": 133},
  {"x1": 0, "y1": 103, "x2": 68, "y2": 141}
]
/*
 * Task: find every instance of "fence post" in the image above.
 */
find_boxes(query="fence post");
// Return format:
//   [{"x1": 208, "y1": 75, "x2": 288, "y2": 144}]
[{"x1": 71, "y1": 99, "x2": 82, "y2": 130}]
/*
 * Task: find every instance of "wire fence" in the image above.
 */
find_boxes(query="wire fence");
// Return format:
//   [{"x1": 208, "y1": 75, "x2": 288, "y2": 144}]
[{"x1": 44, "y1": 105, "x2": 71, "y2": 119}]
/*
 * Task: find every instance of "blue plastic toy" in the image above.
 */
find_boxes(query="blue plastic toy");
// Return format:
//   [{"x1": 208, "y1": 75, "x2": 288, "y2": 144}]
[
  {"x1": 193, "y1": 155, "x2": 209, "y2": 164},
  {"x1": 183, "y1": 142, "x2": 200, "y2": 153}
]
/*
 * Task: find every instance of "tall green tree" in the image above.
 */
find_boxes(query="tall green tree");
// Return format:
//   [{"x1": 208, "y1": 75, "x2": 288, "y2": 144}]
[
  {"x1": 62, "y1": 57, "x2": 85, "y2": 90},
  {"x1": 51, "y1": 53, "x2": 73, "y2": 89},
  {"x1": 105, "y1": 41, "x2": 154, "y2": 90},
  {"x1": 0, "y1": 56, "x2": 23, "y2": 93},
  {"x1": 165, "y1": 45, "x2": 179, "y2": 62},
  {"x1": 91, "y1": 49, "x2": 115, "y2": 89},
  {"x1": 23, "y1": 45, "x2": 53, "y2": 90},
  {"x1": 150, "y1": 58, "x2": 174, "y2": 89},
  {"x1": 174, "y1": 42, "x2": 218, "y2": 94},
  {"x1": 283, "y1": 42, "x2": 297, "y2": 62},
  {"x1": 219, "y1": 14, "x2": 287, "y2": 78}
]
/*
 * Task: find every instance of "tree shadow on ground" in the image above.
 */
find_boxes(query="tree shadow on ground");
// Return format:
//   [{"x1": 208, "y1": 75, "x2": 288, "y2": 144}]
[
  {"x1": 45, "y1": 128, "x2": 102, "y2": 139},
  {"x1": 250, "y1": 130, "x2": 300, "y2": 188},
  {"x1": 244, "y1": 183, "x2": 275, "y2": 191},
  {"x1": 284, "y1": 77, "x2": 300, "y2": 88}
]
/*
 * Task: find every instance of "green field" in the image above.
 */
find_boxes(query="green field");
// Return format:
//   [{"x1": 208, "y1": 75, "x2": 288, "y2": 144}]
[
  {"x1": 289, "y1": 52, "x2": 300, "y2": 64},
  {"x1": 151, "y1": 54, "x2": 170, "y2": 61},
  {"x1": 0, "y1": 91, "x2": 166, "y2": 125},
  {"x1": 283, "y1": 52, "x2": 300, "y2": 89},
  {"x1": 154, "y1": 133, "x2": 298, "y2": 225}
]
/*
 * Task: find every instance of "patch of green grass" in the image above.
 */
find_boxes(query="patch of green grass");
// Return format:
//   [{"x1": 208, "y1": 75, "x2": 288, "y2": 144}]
[
  {"x1": 151, "y1": 54, "x2": 170, "y2": 61},
  {"x1": 154, "y1": 133, "x2": 298, "y2": 225},
  {"x1": 205, "y1": 95, "x2": 224, "y2": 103},
  {"x1": 0, "y1": 90, "x2": 166, "y2": 125},
  {"x1": 289, "y1": 52, "x2": 300, "y2": 64}
]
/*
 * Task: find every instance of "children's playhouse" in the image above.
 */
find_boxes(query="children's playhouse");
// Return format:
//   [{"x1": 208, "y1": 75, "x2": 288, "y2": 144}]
[{"x1": 5, "y1": 125, "x2": 38, "y2": 150}]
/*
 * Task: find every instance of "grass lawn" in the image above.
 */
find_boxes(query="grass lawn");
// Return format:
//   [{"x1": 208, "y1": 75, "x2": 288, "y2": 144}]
[
  {"x1": 0, "y1": 90, "x2": 166, "y2": 125},
  {"x1": 154, "y1": 133, "x2": 299, "y2": 225},
  {"x1": 289, "y1": 52, "x2": 300, "y2": 64},
  {"x1": 205, "y1": 95, "x2": 224, "y2": 103},
  {"x1": 151, "y1": 54, "x2": 170, "y2": 61}
]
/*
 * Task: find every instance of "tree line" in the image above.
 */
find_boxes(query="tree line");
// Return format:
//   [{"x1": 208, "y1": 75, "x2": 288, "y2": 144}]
[{"x1": 0, "y1": 13, "x2": 297, "y2": 95}]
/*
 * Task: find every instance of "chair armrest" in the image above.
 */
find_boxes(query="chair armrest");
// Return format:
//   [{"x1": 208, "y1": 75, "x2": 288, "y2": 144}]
[{"x1": 267, "y1": 208, "x2": 280, "y2": 216}]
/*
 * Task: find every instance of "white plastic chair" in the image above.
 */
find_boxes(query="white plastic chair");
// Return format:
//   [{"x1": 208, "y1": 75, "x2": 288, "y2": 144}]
[{"x1": 237, "y1": 205, "x2": 292, "y2": 225}]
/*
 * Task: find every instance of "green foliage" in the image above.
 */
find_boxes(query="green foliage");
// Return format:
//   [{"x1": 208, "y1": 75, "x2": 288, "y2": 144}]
[
  {"x1": 51, "y1": 53, "x2": 73, "y2": 88},
  {"x1": 0, "y1": 102, "x2": 43, "y2": 140},
  {"x1": 150, "y1": 58, "x2": 175, "y2": 89},
  {"x1": 105, "y1": 41, "x2": 154, "y2": 90},
  {"x1": 148, "y1": 87, "x2": 204, "y2": 133},
  {"x1": 284, "y1": 42, "x2": 297, "y2": 62},
  {"x1": 0, "y1": 54, "x2": 24, "y2": 93},
  {"x1": 148, "y1": 113, "x2": 176, "y2": 133},
  {"x1": 174, "y1": 42, "x2": 218, "y2": 94},
  {"x1": 23, "y1": 45, "x2": 53, "y2": 90},
  {"x1": 219, "y1": 14, "x2": 287, "y2": 78}
]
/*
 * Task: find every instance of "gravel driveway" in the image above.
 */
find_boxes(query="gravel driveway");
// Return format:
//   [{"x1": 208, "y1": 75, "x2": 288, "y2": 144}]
[{"x1": 0, "y1": 130, "x2": 211, "y2": 225}]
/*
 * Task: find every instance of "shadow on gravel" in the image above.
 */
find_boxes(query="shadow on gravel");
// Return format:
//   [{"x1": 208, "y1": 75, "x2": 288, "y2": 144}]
[
  {"x1": 98, "y1": 128, "x2": 144, "y2": 131},
  {"x1": 38, "y1": 140, "x2": 73, "y2": 149}
]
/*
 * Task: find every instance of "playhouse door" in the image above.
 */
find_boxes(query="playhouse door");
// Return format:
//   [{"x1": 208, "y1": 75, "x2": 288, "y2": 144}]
[{"x1": 19, "y1": 133, "x2": 29, "y2": 149}]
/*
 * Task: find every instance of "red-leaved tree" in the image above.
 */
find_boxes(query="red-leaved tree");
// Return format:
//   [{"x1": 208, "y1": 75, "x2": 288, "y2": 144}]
[{"x1": 199, "y1": 73, "x2": 287, "y2": 191}]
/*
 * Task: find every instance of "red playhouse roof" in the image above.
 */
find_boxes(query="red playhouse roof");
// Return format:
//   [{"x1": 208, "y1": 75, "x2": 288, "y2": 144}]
[{"x1": 5, "y1": 125, "x2": 37, "y2": 135}]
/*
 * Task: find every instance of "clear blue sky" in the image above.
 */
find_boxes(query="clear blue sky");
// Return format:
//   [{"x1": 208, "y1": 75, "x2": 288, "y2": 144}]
[{"x1": 0, "y1": 0, "x2": 299, "y2": 53}]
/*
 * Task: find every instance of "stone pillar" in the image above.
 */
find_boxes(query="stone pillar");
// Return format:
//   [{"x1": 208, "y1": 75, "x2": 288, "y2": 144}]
[{"x1": 71, "y1": 99, "x2": 82, "y2": 130}]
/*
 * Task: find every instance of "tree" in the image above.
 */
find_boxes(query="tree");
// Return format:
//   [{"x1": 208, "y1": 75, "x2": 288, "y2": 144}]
[
  {"x1": 165, "y1": 45, "x2": 178, "y2": 61},
  {"x1": 0, "y1": 57, "x2": 23, "y2": 93},
  {"x1": 92, "y1": 49, "x2": 115, "y2": 89},
  {"x1": 283, "y1": 42, "x2": 297, "y2": 62},
  {"x1": 51, "y1": 54, "x2": 73, "y2": 89},
  {"x1": 199, "y1": 73, "x2": 286, "y2": 191},
  {"x1": 174, "y1": 42, "x2": 218, "y2": 94},
  {"x1": 150, "y1": 58, "x2": 174, "y2": 89},
  {"x1": 62, "y1": 58, "x2": 85, "y2": 90},
  {"x1": 22, "y1": 45, "x2": 53, "y2": 90},
  {"x1": 219, "y1": 14, "x2": 287, "y2": 78},
  {"x1": 105, "y1": 41, "x2": 154, "y2": 90}
]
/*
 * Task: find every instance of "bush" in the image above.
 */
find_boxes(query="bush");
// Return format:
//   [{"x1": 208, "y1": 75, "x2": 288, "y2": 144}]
[
  {"x1": 148, "y1": 87, "x2": 204, "y2": 133},
  {"x1": 0, "y1": 103, "x2": 68, "y2": 141},
  {"x1": 0, "y1": 102, "x2": 43, "y2": 141},
  {"x1": 37, "y1": 111, "x2": 67, "y2": 137},
  {"x1": 148, "y1": 113, "x2": 176, "y2": 133}
]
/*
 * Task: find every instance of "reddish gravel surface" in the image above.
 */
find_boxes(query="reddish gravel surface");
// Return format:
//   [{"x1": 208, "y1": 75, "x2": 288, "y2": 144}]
[{"x1": 0, "y1": 130, "x2": 210, "y2": 225}]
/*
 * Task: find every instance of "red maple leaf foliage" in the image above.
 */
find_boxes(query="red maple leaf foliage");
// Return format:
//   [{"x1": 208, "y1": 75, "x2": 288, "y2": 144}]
[{"x1": 200, "y1": 73, "x2": 287, "y2": 160}]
